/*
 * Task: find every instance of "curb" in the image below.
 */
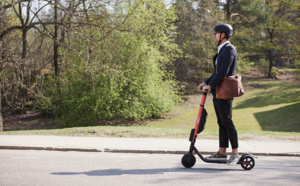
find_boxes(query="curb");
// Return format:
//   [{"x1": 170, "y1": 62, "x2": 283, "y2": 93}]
[
  {"x1": 0, "y1": 146, "x2": 103, "y2": 152},
  {"x1": 1, "y1": 145, "x2": 300, "y2": 157}
]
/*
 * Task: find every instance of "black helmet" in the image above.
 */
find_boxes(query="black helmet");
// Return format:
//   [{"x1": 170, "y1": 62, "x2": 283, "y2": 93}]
[{"x1": 214, "y1": 24, "x2": 233, "y2": 38}]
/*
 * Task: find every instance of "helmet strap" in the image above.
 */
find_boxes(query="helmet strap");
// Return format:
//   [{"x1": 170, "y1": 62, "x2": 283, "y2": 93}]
[{"x1": 218, "y1": 32, "x2": 226, "y2": 46}]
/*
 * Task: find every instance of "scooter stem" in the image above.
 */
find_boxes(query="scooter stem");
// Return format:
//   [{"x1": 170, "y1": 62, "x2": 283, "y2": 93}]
[{"x1": 192, "y1": 92, "x2": 207, "y2": 143}]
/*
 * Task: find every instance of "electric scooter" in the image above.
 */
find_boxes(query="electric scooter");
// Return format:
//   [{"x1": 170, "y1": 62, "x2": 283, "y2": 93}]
[{"x1": 181, "y1": 89, "x2": 255, "y2": 170}]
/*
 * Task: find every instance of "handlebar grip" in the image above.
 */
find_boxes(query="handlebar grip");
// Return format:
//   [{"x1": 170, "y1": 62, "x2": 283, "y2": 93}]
[{"x1": 200, "y1": 87, "x2": 209, "y2": 92}]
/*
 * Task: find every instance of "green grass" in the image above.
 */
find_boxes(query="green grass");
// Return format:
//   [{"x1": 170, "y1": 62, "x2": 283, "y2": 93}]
[
  {"x1": 147, "y1": 81, "x2": 300, "y2": 131},
  {"x1": 2, "y1": 78, "x2": 300, "y2": 141}
]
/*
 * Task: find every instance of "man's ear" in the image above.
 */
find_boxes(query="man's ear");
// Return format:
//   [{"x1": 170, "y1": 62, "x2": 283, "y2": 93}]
[{"x1": 221, "y1": 32, "x2": 226, "y2": 39}]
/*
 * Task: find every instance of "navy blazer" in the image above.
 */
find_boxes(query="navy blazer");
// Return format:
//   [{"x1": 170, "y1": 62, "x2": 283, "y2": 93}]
[{"x1": 204, "y1": 42, "x2": 237, "y2": 96}]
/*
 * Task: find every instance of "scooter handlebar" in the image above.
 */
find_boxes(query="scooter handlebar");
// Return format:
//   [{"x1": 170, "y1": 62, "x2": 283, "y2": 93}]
[{"x1": 200, "y1": 87, "x2": 209, "y2": 92}]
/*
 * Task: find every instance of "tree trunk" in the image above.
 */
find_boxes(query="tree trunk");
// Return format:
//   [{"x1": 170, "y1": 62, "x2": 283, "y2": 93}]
[
  {"x1": 268, "y1": 58, "x2": 273, "y2": 78},
  {"x1": 0, "y1": 88, "x2": 3, "y2": 132},
  {"x1": 0, "y1": 78, "x2": 3, "y2": 132},
  {"x1": 227, "y1": 0, "x2": 231, "y2": 21},
  {"x1": 0, "y1": 82, "x2": 3, "y2": 132},
  {"x1": 266, "y1": 28, "x2": 274, "y2": 78},
  {"x1": 20, "y1": 29, "x2": 27, "y2": 84},
  {"x1": 20, "y1": 29, "x2": 28, "y2": 113},
  {"x1": 0, "y1": 108, "x2": 2, "y2": 132},
  {"x1": 0, "y1": 42, "x2": 3, "y2": 131},
  {"x1": 54, "y1": 0, "x2": 59, "y2": 76}
]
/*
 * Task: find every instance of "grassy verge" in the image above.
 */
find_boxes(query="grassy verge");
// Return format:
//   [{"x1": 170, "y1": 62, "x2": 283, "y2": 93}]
[
  {"x1": 2, "y1": 77, "x2": 300, "y2": 141},
  {"x1": 2, "y1": 125, "x2": 299, "y2": 141}
]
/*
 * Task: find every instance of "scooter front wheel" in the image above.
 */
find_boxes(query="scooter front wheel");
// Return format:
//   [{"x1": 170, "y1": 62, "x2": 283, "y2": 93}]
[
  {"x1": 240, "y1": 156, "x2": 255, "y2": 170},
  {"x1": 181, "y1": 153, "x2": 196, "y2": 168}
]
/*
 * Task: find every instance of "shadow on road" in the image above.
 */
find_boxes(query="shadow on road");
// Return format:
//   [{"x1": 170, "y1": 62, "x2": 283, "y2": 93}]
[{"x1": 51, "y1": 167, "x2": 243, "y2": 176}]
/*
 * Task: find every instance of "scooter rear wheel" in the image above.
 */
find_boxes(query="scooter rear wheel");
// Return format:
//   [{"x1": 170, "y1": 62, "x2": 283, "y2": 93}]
[
  {"x1": 240, "y1": 156, "x2": 255, "y2": 170},
  {"x1": 181, "y1": 153, "x2": 196, "y2": 168}
]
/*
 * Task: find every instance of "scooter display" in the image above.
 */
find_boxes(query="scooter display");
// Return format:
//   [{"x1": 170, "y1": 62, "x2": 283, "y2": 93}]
[{"x1": 181, "y1": 89, "x2": 255, "y2": 170}]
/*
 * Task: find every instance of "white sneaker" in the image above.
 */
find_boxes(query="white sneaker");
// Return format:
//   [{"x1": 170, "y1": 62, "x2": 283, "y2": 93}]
[{"x1": 227, "y1": 154, "x2": 239, "y2": 165}]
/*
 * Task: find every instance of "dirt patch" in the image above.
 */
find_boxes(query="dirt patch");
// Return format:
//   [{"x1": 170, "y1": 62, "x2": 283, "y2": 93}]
[
  {"x1": 3, "y1": 111, "x2": 146, "y2": 131},
  {"x1": 3, "y1": 110, "x2": 61, "y2": 131}
]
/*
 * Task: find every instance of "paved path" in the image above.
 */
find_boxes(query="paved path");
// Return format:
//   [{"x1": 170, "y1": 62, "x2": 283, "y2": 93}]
[
  {"x1": 0, "y1": 135, "x2": 299, "y2": 156},
  {"x1": 1, "y1": 150, "x2": 300, "y2": 186}
]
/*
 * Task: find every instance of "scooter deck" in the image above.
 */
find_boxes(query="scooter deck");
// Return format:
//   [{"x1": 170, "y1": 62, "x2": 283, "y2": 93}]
[{"x1": 193, "y1": 146, "x2": 247, "y2": 164}]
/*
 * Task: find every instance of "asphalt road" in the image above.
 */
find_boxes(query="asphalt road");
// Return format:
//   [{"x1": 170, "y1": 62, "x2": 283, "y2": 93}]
[{"x1": 0, "y1": 150, "x2": 299, "y2": 186}]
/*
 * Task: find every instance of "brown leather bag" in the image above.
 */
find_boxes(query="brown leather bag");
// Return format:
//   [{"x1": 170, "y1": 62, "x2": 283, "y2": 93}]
[{"x1": 216, "y1": 75, "x2": 244, "y2": 100}]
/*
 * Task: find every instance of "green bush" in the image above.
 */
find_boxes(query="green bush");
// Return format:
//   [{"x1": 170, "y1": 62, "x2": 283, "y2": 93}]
[
  {"x1": 37, "y1": 0, "x2": 182, "y2": 127},
  {"x1": 46, "y1": 51, "x2": 181, "y2": 127}
]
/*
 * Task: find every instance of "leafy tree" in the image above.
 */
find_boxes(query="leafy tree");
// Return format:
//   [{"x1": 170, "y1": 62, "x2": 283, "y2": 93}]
[
  {"x1": 259, "y1": 0, "x2": 300, "y2": 78},
  {"x1": 221, "y1": 0, "x2": 270, "y2": 73},
  {"x1": 221, "y1": 0, "x2": 300, "y2": 77},
  {"x1": 0, "y1": 0, "x2": 33, "y2": 131},
  {"x1": 171, "y1": 0, "x2": 270, "y2": 92},
  {"x1": 172, "y1": 0, "x2": 223, "y2": 94}
]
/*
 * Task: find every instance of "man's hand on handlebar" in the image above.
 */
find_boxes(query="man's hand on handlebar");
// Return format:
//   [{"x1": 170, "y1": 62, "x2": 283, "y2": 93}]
[
  {"x1": 197, "y1": 82, "x2": 206, "y2": 92},
  {"x1": 202, "y1": 85, "x2": 211, "y2": 92},
  {"x1": 197, "y1": 82, "x2": 211, "y2": 92}
]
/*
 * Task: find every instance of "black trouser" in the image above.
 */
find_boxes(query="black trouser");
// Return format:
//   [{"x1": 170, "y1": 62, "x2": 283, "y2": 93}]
[{"x1": 213, "y1": 97, "x2": 239, "y2": 149}]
